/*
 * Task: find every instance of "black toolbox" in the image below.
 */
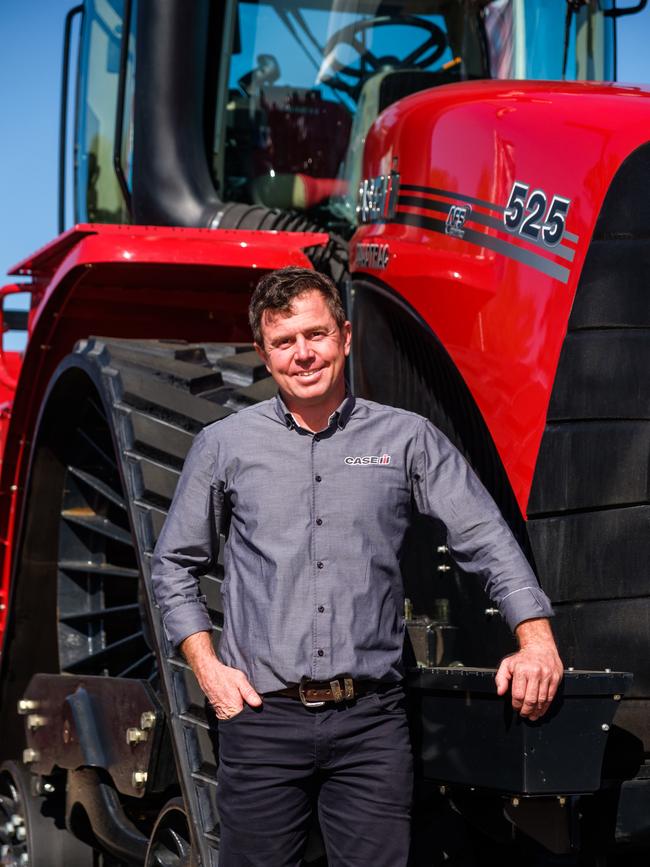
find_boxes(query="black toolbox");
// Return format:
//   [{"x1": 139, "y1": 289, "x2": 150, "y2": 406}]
[{"x1": 407, "y1": 667, "x2": 632, "y2": 795}]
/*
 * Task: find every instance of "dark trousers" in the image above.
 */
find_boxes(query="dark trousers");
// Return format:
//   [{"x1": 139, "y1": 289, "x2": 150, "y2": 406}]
[{"x1": 217, "y1": 684, "x2": 414, "y2": 866}]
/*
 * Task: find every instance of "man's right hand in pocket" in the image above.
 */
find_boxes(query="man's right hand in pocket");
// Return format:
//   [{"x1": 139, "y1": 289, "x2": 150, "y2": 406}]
[{"x1": 180, "y1": 631, "x2": 262, "y2": 720}]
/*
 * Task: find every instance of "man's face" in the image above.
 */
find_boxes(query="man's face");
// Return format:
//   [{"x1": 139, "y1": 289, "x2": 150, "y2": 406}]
[{"x1": 255, "y1": 290, "x2": 351, "y2": 409}]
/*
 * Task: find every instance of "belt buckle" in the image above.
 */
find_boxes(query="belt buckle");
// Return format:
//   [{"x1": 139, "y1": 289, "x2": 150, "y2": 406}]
[{"x1": 299, "y1": 678, "x2": 325, "y2": 707}]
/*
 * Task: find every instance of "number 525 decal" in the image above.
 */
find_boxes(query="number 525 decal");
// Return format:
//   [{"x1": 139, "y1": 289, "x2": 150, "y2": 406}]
[{"x1": 503, "y1": 182, "x2": 571, "y2": 247}]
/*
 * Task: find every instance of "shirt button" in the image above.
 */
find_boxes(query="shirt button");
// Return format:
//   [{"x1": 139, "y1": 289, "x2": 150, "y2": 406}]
[
  {"x1": 317, "y1": 561, "x2": 324, "y2": 569},
  {"x1": 314, "y1": 435, "x2": 320, "y2": 442},
  {"x1": 318, "y1": 605, "x2": 325, "y2": 613},
  {"x1": 315, "y1": 475, "x2": 322, "y2": 482},
  {"x1": 317, "y1": 649, "x2": 324, "y2": 657},
  {"x1": 316, "y1": 518, "x2": 323, "y2": 526}
]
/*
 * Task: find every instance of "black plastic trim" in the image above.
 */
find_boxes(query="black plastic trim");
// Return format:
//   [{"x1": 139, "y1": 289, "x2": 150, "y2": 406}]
[
  {"x1": 58, "y1": 4, "x2": 84, "y2": 234},
  {"x1": 131, "y1": 0, "x2": 223, "y2": 227},
  {"x1": 113, "y1": 0, "x2": 133, "y2": 218}
]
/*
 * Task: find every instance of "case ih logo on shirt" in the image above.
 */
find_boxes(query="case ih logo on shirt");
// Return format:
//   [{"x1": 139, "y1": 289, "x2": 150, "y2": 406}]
[{"x1": 344, "y1": 454, "x2": 392, "y2": 466}]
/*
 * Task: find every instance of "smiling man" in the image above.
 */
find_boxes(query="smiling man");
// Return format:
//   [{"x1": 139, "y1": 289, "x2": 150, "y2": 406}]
[{"x1": 152, "y1": 266, "x2": 562, "y2": 867}]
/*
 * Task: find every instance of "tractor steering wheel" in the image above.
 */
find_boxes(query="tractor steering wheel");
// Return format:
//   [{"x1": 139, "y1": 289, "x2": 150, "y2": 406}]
[{"x1": 318, "y1": 15, "x2": 448, "y2": 101}]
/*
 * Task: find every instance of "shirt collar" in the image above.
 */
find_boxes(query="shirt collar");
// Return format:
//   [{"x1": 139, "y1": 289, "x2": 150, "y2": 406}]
[{"x1": 274, "y1": 390, "x2": 355, "y2": 432}]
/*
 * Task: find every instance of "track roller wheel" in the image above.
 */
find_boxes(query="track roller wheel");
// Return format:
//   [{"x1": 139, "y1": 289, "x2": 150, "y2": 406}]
[
  {"x1": 0, "y1": 762, "x2": 93, "y2": 867},
  {"x1": 145, "y1": 798, "x2": 196, "y2": 867}
]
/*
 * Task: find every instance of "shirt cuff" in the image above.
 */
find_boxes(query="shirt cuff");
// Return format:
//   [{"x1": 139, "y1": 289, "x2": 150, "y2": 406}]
[
  {"x1": 499, "y1": 586, "x2": 554, "y2": 633},
  {"x1": 162, "y1": 597, "x2": 213, "y2": 648}
]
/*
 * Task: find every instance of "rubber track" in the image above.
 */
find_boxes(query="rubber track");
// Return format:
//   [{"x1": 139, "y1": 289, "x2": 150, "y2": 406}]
[
  {"x1": 74, "y1": 337, "x2": 276, "y2": 867},
  {"x1": 527, "y1": 200, "x2": 650, "y2": 714}
]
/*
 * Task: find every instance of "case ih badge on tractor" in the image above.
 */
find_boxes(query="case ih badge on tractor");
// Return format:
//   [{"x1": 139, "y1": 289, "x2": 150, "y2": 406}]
[{"x1": 0, "y1": 1, "x2": 648, "y2": 865}]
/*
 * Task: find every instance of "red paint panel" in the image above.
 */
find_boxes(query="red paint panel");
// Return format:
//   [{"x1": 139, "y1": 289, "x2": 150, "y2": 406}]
[
  {"x1": 353, "y1": 80, "x2": 650, "y2": 515},
  {"x1": 0, "y1": 224, "x2": 326, "y2": 645}
]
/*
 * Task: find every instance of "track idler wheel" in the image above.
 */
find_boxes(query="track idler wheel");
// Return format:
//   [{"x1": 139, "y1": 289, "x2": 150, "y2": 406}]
[
  {"x1": 0, "y1": 761, "x2": 93, "y2": 867},
  {"x1": 145, "y1": 798, "x2": 196, "y2": 867}
]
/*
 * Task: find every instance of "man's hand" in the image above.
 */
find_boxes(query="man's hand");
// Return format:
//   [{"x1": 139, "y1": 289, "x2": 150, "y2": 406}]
[
  {"x1": 495, "y1": 618, "x2": 563, "y2": 721},
  {"x1": 180, "y1": 631, "x2": 262, "y2": 720}
]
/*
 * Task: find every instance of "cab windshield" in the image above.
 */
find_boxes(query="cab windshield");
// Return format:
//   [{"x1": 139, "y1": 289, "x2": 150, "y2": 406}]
[
  {"x1": 213, "y1": 0, "x2": 615, "y2": 229},
  {"x1": 214, "y1": 0, "x2": 488, "y2": 225}
]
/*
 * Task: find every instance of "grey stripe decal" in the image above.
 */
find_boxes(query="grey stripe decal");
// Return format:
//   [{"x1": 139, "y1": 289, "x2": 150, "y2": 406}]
[
  {"x1": 400, "y1": 184, "x2": 506, "y2": 214},
  {"x1": 399, "y1": 184, "x2": 580, "y2": 245},
  {"x1": 392, "y1": 212, "x2": 571, "y2": 284},
  {"x1": 398, "y1": 195, "x2": 575, "y2": 263}
]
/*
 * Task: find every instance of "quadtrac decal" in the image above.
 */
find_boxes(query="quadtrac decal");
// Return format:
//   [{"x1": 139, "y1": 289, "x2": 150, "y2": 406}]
[
  {"x1": 355, "y1": 241, "x2": 390, "y2": 270},
  {"x1": 385, "y1": 181, "x2": 580, "y2": 285}
]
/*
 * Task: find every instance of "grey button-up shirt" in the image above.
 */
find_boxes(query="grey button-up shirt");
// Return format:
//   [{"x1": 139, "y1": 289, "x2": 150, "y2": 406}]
[{"x1": 151, "y1": 394, "x2": 553, "y2": 694}]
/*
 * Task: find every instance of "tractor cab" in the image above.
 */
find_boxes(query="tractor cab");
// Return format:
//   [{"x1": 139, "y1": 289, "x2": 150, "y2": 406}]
[{"x1": 68, "y1": 0, "x2": 620, "y2": 233}]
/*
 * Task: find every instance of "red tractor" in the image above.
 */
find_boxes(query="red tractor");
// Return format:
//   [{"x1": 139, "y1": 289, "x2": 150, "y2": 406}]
[{"x1": 0, "y1": 0, "x2": 648, "y2": 864}]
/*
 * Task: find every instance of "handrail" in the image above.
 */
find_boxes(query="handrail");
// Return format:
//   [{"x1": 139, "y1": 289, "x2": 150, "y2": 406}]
[
  {"x1": 113, "y1": 0, "x2": 133, "y2": 218},
  {"x1": 604, "y1": 0, "x2": 648, "y2": 17},
  {"x1": 58, "y1": 4, "x2": 84, "y2": 235}
]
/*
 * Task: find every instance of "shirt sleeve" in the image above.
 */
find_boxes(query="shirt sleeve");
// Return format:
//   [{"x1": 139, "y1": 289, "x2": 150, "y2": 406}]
[
  {"x1": 151, "y1": 429, "x2": 220, "y2": 647},
  {"x1": 411, "y1": 418, "x2": 553, "y2": 633}
]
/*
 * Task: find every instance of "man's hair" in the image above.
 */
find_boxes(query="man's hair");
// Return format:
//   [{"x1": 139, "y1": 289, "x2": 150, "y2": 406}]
[{"x1": 249, "y1": 267, "x2": 346, "y2": 347}]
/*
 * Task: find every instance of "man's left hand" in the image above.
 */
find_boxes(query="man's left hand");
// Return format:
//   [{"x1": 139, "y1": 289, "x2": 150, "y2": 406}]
[{"x1": 495, "y1": 618, "x2": 563, "y2": 721}]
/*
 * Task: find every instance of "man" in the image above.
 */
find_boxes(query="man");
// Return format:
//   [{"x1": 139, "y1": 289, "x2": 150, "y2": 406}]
[{"x1": 152, "y1": 267, "x2": 563, "y2": 867}]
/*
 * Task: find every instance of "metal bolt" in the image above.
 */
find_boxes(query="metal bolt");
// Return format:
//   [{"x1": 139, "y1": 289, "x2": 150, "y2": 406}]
[
  {"x1": 601, "y1": 724, "x2": 610, "y2": 732},
  {"x1": 484, "y1": 608, "x2": 499, "y2": 617},
  {"x1": 17, "y1": 700, "x2": 37, "y2": 715},
  {"x1": 140, "y1": 711, "x2": 156, "y2": 730},
  {"x1": 567, "y1": 667, "x2": 574, "y2": 672},
  {"x1": 22, "y1": 748, "x2": 39, "y2": 764},
  {"x1": 439, "y1": 785, "x2": 447, "y2": 796},
  {"x1": 132, "y1": 770, "x2": 148, "y2": 788},
  {"x1": 605, "y1": 668, "x2": 611, "y2": 673},
  {"x1": 126, "y1": 727, "x2": 148, "y2": 745},
  {"x1": 437, "y1": 565, "x2": 451, "y2": 572},
  {"x1": 15, "y1": 827, "x2": 26, "y2": 842},
  {"x1": 511, "y1": 797, "x2": 520, "y2": 807},
  {"x1": 558, "y1": 796, "x2": 566, "y2": 807},
  {"x1": 614, "y1": 694, "x2": 622, "y2": 701},
  {"x1": 26, "y1": 715, "x2": 45, "y2": 731},
  {"x1": 436, "y1": 545, "x2": 449, "y2": 554}
]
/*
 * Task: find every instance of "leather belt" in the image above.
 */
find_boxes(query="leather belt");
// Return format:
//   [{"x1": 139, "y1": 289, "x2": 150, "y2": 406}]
[{"x1": 276, "y1": 677, "x2": 380, "y2": 707}]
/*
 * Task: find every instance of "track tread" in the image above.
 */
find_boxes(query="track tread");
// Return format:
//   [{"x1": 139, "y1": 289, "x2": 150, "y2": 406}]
[
  {"x1": 529, "y1": 171, "x2": 650, "y2": 745},
  {"x1": 217, "y1": 349, "x2": 268, "y2": 386},
  {"x1": 107, "y1": 343, "x2": 225, "y2": 393},
  {"x1": 61, "y1": 511, "x2": 133, "y2": 546},
  {"x1": 73, "y1": 336, "x2": 275, "y2": 867},
  {"x1": 528, "y1": 420, "x2": 650, "y2": 514},
  {"x1": 548, "y1": 329, "x2": 650, "y2": 421},
  {"x1": 129, "y1": 411, "x2": 195, "y2": 465},
  {"x1": 528, "y1": 505, "x2": 650, "y2": 603}
]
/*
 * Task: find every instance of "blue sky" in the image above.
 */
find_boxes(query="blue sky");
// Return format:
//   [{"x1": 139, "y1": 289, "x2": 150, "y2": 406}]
[{"x1": 1, "y1": 0, "x2": 649, "y2": 286}]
